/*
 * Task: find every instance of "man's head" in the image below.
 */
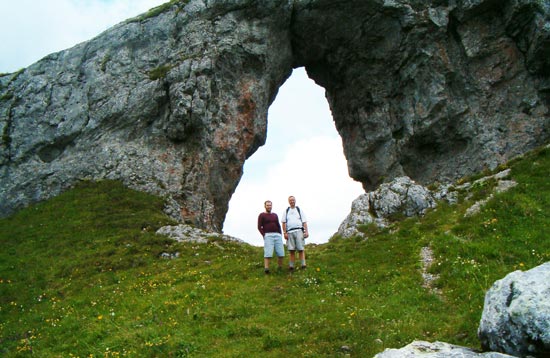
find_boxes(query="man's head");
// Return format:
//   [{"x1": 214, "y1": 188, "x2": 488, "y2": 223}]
[
  {"x1": 264, "y1": 200, "x2": 273, "y2": 213},
  {"x1": 288, "y1": 196, "x2": 296, "y2": 208}
]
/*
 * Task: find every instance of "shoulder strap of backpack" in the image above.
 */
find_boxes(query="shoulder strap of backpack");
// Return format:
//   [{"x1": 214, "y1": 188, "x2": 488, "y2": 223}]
[{"x1": 285, "y1": 206, "x2": 303, "y2": 223}]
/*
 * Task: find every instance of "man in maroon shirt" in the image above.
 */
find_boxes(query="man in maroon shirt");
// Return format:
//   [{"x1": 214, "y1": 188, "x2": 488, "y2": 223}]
[{"x1": 257, "y1": 200, "x2": 285, "y2": 274}]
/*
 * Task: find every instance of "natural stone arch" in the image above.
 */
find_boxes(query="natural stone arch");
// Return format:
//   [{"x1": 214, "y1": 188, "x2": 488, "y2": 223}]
[{"x1": 0, "y1": 0, "x2": 549, "y2": 233}]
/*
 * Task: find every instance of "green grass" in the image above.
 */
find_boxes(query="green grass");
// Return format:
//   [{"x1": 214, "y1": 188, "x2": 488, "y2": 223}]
[{"x1": 1, "y1": 145, "x2": 550, "y2": 357}]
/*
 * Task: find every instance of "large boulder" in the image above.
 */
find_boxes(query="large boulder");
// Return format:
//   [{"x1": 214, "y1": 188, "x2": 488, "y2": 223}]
[
  {"x1": 336, "y1": 193, "x2": 375, "y2": 238},
  {"x1": 478, "y1": 262, "x2": 550, "y2": 357}
]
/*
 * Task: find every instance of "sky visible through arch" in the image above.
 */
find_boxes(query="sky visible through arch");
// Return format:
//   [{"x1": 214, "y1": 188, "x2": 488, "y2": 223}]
[
  {"x1": 223, "y1": 68, "x2": 364, "y2": 246},
  {"x1": 0, "y1": 0, "x2": 365, "y2": 246}
]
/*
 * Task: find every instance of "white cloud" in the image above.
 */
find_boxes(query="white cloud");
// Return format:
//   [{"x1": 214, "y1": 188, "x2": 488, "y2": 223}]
[{"x1": 0, "y1": 0, "x2": 166, "y2": 72}]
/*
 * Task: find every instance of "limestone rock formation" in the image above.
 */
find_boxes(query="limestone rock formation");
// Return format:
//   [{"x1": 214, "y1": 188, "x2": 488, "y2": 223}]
[
  {"x1": 1, "y1": 0, "x2": 549, "y2": 231},
  {"x1": 478, "y1": 262, "x2": 550, "y2": 357},
  {"x1": 293, "y1": 0, "x2": 550, "y2": 188},
  {"x1": 370, "y1": 176, "x2": 437, "y2": 218},
  {"x1": 337, "y1": 194, "x2": 378, "y2": 238},
  {"x1": 0, "y1": 0, "x2": 294, "y2": 230},
  {"x1": 373, "y1": 341, "x2": 516, "y2": 358},
  {"x1": 337, "y1": 176, "x2": 436, "y2": 238}
]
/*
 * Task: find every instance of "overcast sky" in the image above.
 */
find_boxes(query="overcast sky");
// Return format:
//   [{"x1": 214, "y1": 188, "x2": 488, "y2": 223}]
[{"x1": 0, "y1": 0, "x2": 365, "y2": 246}]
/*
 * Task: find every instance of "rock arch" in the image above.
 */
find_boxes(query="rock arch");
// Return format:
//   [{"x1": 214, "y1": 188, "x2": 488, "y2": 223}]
[{"x1": 0, "y1": 0, "x2": 549, "y2": 232}]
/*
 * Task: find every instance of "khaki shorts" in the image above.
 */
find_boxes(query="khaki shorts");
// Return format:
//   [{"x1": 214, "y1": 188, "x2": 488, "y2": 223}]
[{"x1": 287, "y1": 229, "x2": 304, "y2": 251}]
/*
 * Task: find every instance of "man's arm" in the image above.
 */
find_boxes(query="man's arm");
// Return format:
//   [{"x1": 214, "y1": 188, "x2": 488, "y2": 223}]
[
  {"x1": 276, "y1": 217, "x2": 283, "y2": 234},
  {"x1": 257, "y1": 214, "x2": 265, "y2": 236},
  {"x1": 303, "y1": 222, "x2": 309, "y2": 238}
]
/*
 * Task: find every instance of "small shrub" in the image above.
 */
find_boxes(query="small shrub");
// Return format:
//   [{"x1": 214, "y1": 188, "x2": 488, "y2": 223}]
[{"x1": 357, "y1": 222, "x2": 380, "y2": 236}]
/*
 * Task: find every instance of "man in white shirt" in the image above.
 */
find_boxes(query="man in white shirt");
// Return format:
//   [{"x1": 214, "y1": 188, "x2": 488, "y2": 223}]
[{"x1": 281, "y1": 196, "x2": 309, "y2": 271}]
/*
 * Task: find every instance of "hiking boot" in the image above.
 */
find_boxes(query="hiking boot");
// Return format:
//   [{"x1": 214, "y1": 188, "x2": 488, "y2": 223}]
[
  {"x1": 264, "y1": 268, "x2": 270, "y2": 274},
  {"x1": 301, "y1": 265, "x2": 307, "y2": 270},
  {"x1": 289, "y1": 266, "x2": 294, "y2": 273}
]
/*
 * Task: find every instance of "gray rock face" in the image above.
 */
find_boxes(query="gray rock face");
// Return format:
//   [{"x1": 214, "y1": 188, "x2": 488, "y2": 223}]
[
  {"x1": 337, "y1": 193, "x2": 377, "y2": 238},
  {"x1": 337, "y1": 176, "x2": 436, "y2": 238},
  {"x1": 1, "y1": 0, "x2": 549, "y2": 231},
  {"x1": 0, "y1": 0, "x2": 294, "y2": 230},
  {"x1": 370, "y1": 177, "x2": 436, "y2": 218},
  {"x1": 478, "y1": 262, "x2": 550, "y2": 357},
  {"x1": 294, "y1": 0, "x2": 550, "y2": 189},
  {"x1": 374, "y1": 340, "x2": 516, "y2": 358}
]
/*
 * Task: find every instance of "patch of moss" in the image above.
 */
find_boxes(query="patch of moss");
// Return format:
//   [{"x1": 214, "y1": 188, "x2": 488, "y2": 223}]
[
  {"x1": 148, "y1": 64, "x2": 173, "y2": 80},
  {"x1": 0, "y1": 92, "x2": 14, "y2": 101},
  {"x1": 100, "y1": 53, "x2": 111, "y2": 72}
]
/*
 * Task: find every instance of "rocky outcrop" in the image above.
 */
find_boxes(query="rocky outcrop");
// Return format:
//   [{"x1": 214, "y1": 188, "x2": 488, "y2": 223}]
[
  {"x1": 337, "y1": 167, "x2": 522, "y2": 239},
  {"x1": 375, "y1": 262, "x2": 550, "y2": 357},
  {"x1": 337, "y1": 194, "x2": 383, "y2": 238},
  {"x1": 156, "y1": 224, "x2": 244, "y2": 244},
  {"x1": 1, "y1": 0, "x2": 549, "y2": 231},
  {"x1": 0, "y1": 0, "x2": 294, "y2": 230},
  {"x1": 337, "y1": 176, "x2": 437, "y2": 238},
  {"x1": 478, "y1": 262, "x2": 550, "y2": 357},
  {"x1": 374, "y1": 341, "x2": 516, "y2": 358}
]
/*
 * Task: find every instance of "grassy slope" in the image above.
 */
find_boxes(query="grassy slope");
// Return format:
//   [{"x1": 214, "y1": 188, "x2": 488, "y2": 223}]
[{"x1": 1, "y1": 145, "x2": 549, "y2": 357}]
